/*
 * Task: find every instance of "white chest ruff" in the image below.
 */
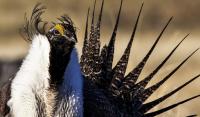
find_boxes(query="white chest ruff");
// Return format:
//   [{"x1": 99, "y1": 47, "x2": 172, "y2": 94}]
[
  {"x1": 7, "y1": 35, "x2": 83, "y2": 117},
  {"x1": 8, "y1": 35, "x2": 51, "y2": 117}
]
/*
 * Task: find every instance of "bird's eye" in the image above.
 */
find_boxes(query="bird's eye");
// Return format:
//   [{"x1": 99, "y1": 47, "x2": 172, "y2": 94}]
[{"x1": 53, "y1": 30, "x2": 60, "y2": 35}]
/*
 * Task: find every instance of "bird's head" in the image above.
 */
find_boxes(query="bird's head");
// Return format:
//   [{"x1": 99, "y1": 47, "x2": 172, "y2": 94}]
[
  {"x1": 19, "y1": 3, "x2": 78, "y2": 86},
  {"x1": 46, "y1": 16, "x2": 77, "y2": 54},
  {"x1": 1, "y1": 4, "x2": 79, "y2": 117}
]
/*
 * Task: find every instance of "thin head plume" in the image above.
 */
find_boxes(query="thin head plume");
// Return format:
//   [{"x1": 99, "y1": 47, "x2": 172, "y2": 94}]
[
  {"x1": 104, "y1": 0, "x2": 123, "y2": 82},
  {"x1": 19, "y1": 13, "x2": 30, "y2": 41},
  {"x1": 30, "y1": 3, "x2": 46, "y2": 21},
  {"x1": 20, "y1": 3, "x2": 46, "y2": 41},
  {"x1": 57, "y1": 15, "x2": 75, "y2": 28},
  {"x1": 139, "y1": 74, "x2": 200, "y2": 113},
  {"x1": 129, "y1": 34, "x2": 189, "y2": 93},
  {"x1": 30, "y1": 3, "x2": 46, "y2": 34},
  {"x1": 61, "y1": 15, "x2": 74, "y2": 24},
  {"x1": 42, "y1": 22, "x2": 48, "y2": 34},
  {"x1": 51, "y1": 22, "x2": 56, "y2": 25},
  {"x1": 139, "y1": 48, "x2": 199, "y2": 102},
  {"x1": 57, "y1": 18, "x2": 64, "y2": 24},
  {"x1": 110, "y1": 2, "x2": 143, "y2": 91},
  {"x1": 144, "y1": 94, "x2": 200, "y2": 117},
  {"x1": 122, "y1": 16, "x2": 173, "y2": 88},
  {"x1": 30, "y1": 3, "x2": 46, "y2": 24}
]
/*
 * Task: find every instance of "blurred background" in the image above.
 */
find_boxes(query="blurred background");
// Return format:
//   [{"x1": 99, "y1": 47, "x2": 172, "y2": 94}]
[{"x1": 0, "y1": 0, "x2": 200, "y2": 116}]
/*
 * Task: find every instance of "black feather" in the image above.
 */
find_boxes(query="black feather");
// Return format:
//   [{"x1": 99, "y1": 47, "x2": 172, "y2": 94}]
[
  {"x1": 133, "y1": 34, "x2": 189, "y2": 92},
  {"x1": 144, "y1": 95, "x2": 200, "y2": 117},
  {"x1": 138, "y1": 48, "x2": 199, "y2": 102},
  {"x1": 110, "y1": 3, "x2": 144, "y2": 92},
  {"x1": 20, "y1": 3, "x2": 47, "y2": 41},
  {"x1": 103, "y1": 0, "x2": 123, "y2": 85},
  {"x1": 140, "y1": 74, "x2": 200, "y2": 113},
  {"x1": 82, "y1": 0, "x2": 200, "y2": 116},
  {"x1": 122, "y1": 17, "x2": 172, "y2": 91}
]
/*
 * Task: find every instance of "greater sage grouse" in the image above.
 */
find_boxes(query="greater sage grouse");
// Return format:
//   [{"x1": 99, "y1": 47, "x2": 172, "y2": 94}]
[{"x1": 0, "y1": 0, "x2": 200, "y2": 117}]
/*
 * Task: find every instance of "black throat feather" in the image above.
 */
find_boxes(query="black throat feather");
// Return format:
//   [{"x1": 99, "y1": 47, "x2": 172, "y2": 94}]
[{"x1": 48, "y1": 42, "x2": 74, "y2": 88}]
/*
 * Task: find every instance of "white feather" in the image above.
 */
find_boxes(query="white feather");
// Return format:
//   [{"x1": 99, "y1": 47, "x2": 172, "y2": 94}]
[{"x1": 8, "y1": 34, "x2": 51, "y2": 117}]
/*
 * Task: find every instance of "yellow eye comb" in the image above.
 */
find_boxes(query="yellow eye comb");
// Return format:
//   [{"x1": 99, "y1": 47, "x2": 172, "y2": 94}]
[{"x1": 54, "y1": 24, "x2": 65, "y2": 36}]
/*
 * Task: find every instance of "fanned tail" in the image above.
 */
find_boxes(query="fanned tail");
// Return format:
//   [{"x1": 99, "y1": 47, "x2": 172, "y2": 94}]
[{"x1": 81, "y1": 0, "x2": 200, "y2": 116}]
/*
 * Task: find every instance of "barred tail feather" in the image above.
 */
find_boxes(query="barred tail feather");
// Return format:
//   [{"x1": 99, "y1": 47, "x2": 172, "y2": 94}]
[
  {"x1": 140, "y1": 74, "x2": 200, "y2": 113},
  {"x1": 122, "y1": 17, "x2": 172, "y2": 90},
  {"x1": 82, "y1": 8, "x2": 90, "y2": 58},
  {"x1": 139, "y1": 48, "x2": 199, "y2": 102},
  {"x1": 110, "y1": 3, "x2": 143, "y2": 91},
  {"x1": 134, "y1": 34, "x2": 189, "y2": 92},
  {"x1": 144, "y1": 95, "x2": 200, "y2": 117},
  {"x1": 104, "y1": 0, "x2": 123, "y2": 84},
  {"x1": 81, "y1": 0, "x2": 200, "y2": 116}
]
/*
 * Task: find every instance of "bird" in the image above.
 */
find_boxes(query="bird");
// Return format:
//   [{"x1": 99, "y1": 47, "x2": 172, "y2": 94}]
[
  {"x1": 0, "y1": 0, "x2": 199, "y2": 117},
  {"x1": 2, "y1": 3, "x2": 82, "y2": 117}
]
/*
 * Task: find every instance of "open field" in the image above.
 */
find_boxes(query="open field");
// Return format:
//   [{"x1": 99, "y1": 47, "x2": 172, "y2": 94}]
[{"x1": 0, "y1": 0, "x2": 200, "y2": 116}]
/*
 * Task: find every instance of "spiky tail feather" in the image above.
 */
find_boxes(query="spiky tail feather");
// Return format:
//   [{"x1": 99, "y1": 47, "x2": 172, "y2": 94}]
[{"x1": 81, "y1": 0, "x2": 200, "y2": 116}]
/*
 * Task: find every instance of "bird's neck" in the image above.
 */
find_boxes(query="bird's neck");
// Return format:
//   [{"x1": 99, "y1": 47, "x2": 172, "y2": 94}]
[
  {"x1": 62, "y1": 48, "x2": 83, "y2": 93},
  {"x1": 55, "y1": 48, "x2": 83, "y2": 117},
  {"x1": 48, "y1": 44, "x2": 73, "y2": 88}
]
